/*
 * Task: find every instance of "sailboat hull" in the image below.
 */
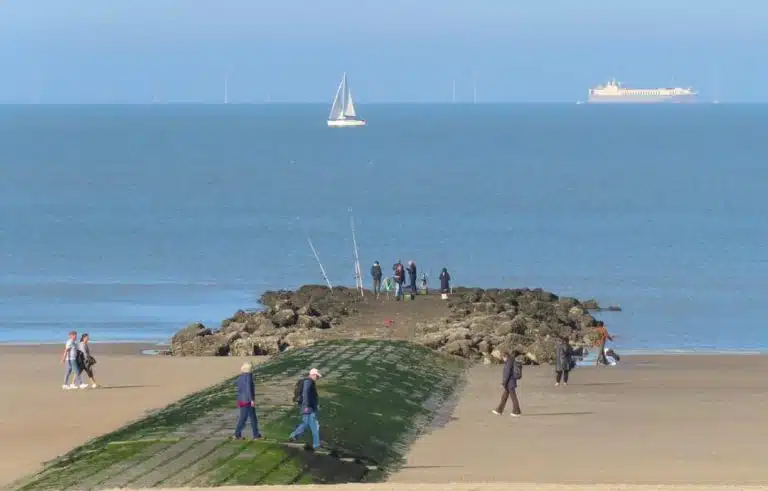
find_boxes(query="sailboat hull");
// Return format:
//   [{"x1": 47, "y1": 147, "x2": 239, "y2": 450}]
[{"x1": 327, "y1": 119, "x2": 366, "y2": 128}]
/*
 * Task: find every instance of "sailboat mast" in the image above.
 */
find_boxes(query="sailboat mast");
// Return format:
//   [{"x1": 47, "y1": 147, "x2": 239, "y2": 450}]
[
  {"x1": 224, "y1": 75, "x2": 229, "y2": 104},
  {"x1": 452, "y1": 80, "x2": 456, "y2": 103},
  {"x1": 349, "y1": 210, "x2": 364, "y2": 297}
]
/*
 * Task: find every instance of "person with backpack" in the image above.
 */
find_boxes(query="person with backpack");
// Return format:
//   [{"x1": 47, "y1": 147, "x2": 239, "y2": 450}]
[
  {"x1": 370, "y1": 261, "x2": 383, "y2": 298},
  {"x1": 554, "y1": 336, "x2": 573, "y2": 387},
  {"x1": 492, "y1": 351, "x2": 522, "y2": 417},
  {"x1": 233, "y1": 362, "x2": 262, "y2": 440},
  {"x1": 288, "y1": 368, "x2": 322, "y2": 449},
  {"x1": 392, "y1": 261, "x2": 405, "y2": 300}
]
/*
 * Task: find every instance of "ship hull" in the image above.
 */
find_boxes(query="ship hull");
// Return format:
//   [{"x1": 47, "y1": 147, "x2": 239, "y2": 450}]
[
  {"x1": 587, "y1": 95, "x2": 697, "y2": 104},
  {"x1": 327, "y1": 119, "x2": 366, "y2": 127}
]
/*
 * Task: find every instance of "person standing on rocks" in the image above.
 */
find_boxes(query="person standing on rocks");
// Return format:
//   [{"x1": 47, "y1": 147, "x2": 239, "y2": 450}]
[
  {"x1": 593, "y1": 321, "x2": 615, "y2": 367},
  {"x1": 492, "y1": 351, "x2": 522, "y2": 417},
  {"x1": 554, "y1": 336, "x2": 573, "y2": 387},
  {"x1": 393, "y1": 261, "x2": 405, "y2": 300},
  {"x1": 407, "y1": 260, "x2": 417, "y2": 295},
  {"x1": 439, "y1": 268, "x2": 451, "y2": 294},
  {"x1": 371, "y1": 261, "x2": 383, "y2": 298},
  {"x1": 289, "y1": 368, "x2": 322, "y2": 449},
  {"x1": 233, "y1": 362, "x2": 262, "y2": 440}
]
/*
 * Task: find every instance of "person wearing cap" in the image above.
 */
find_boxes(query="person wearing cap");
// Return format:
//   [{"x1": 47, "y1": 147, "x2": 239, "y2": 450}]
[
  {"x1": 288, "y1": 368, "x2": 322, "y2": 449},
  {"x1": 233, "y1": 362, "x2": 262, "y2": 440}
]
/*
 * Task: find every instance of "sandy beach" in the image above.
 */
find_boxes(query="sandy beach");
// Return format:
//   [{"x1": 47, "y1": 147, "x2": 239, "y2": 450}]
[
  {"x1": 0, "y1": 344, "x2": 262, "y2": 489},
  {"x1": 3, "y1": 345, "x2": 767, "y2": 489}
]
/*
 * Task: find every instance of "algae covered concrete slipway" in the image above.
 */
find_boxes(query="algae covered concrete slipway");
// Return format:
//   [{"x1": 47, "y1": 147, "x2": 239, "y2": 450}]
[{"x1": 11, "y1": 340, "x2": 466, "y2": 490}]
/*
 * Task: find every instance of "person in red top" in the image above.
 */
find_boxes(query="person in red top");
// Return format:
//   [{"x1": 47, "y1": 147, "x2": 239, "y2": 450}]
[{"x1": 593, "y1": 321, "x2": 614, "y2": 367}]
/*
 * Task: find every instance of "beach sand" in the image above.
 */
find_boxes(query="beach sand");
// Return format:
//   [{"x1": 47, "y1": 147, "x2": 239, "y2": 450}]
[
  {"x1": 3, "y1": 345, "x2": 767, "y2": 489},
  {"x1": 391, "y1": 355, "x2": 768, "y2": 485},
  {"x1": 0, "y1": 344, "x2": 263, "y2": 489}
]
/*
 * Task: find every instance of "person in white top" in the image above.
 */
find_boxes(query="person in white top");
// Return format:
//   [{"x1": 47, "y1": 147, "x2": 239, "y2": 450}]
[{"x1": 61, "y1": 330, "x2": 86, "y2": 390}]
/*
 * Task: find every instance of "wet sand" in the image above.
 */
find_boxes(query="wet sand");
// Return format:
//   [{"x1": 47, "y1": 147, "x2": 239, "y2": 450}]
[{"x1": 0, "y1": 343, "x2": 263, "y2": 489}]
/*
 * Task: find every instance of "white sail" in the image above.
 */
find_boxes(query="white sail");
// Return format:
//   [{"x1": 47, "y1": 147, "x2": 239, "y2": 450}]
[
  {"x1": 327, "y1": 72, "x2": 365, "y2": 127},
  {"x1": 328, "y1": 76, "x2": 345, "y2": 121},
  {"x1": 343, "y1": 88, "x2": 356, "y2": 118}
]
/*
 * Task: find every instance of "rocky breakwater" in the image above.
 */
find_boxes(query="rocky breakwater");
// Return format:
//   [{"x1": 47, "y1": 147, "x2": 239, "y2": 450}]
[
  {"x1": 413, "y1": 287, "x2": 609, "y2": 364},
  {"x1": 171, "y1": 285, "x2": 361, "y2": 357}
]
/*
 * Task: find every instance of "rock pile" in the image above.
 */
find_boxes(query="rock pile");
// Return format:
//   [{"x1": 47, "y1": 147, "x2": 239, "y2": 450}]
[
  {"x1": 171, "y1": 285, "x2": 360, "y2": 357},
  {"x1": 412, "y1": 287, "x2": 600, "y2": 364}
]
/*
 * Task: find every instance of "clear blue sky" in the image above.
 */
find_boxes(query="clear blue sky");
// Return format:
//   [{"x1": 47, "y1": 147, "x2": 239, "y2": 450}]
[{"x1": 1, "y1": 0, "x2": 765, "y2": 103}]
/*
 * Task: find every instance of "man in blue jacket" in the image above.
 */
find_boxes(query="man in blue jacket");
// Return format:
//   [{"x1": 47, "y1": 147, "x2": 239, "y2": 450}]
[
  {"x1": 234, "y1": 362, "x2": 262, "y2": 439},
  {"x1": 288, "y1": 368, "x2": 322, "y2": 449}
]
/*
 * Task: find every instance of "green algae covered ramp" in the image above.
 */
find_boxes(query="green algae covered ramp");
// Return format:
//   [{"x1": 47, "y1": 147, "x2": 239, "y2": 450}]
[{"x1": 13, "y1": 340, "x2": 466, "y2": 490}]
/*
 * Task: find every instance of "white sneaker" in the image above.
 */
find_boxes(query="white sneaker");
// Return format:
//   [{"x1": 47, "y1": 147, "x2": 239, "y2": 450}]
[
  {"x1": 510, "y1": 413, "x2": 521, "y2": 418},
  {"x1": 78, "y1": 383, "x2": 89, "y2": 389},
  {"x1": 555, "y1": 382, "x2": 560, "y2": 387},
  {"x1": 91, "y1": 383, "x2": 99, "y2": 388},
  {"x1": 491, "y1": 410, "x2": 501, "y2": 416},
  {"x1": 62, "y1": 384, "x2": 70, "y2": 390},
  {"x1": 68, "y1": 384, "x2": 78, "y2": 390}
]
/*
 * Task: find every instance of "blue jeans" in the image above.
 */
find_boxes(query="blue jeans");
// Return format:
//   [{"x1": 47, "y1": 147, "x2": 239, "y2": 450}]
[
  {"x1": 234, "y1": 405, "x2": 260, "y2": 438},
  {"x1": 395, "y1": 282, "x2": 403, "y2": 299},
  {"x1": 64, "y1": 359, "x2": 82, "y2": 386},
  {"x1": 289, "y1": 411, "x2": 320, "y2": 448}
]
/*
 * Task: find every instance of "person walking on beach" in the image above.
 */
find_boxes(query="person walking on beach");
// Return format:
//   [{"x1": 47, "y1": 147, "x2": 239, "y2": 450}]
[
  {"x1": 492, "y1": 351, "x2": 522, "y2": 417},
  {"x1": 62, "y1": 330, "x2": 86, "y2": 390},
  {"x1": 78, "y1": 333, "x2": 98, "y2": 388},
  {"x1": 371, "y1": 261, "x2": 383, "y2": 298},
  {"x1": 554, "y1": 336, "x2": 573, "y2": 387},
  {"x1": 407, "y1": 260, "x2": 417, "y2": 294},
  {"x1": 594, "y1": 321, "x2": 614, "y2": 367},
  {"x1": 439, "y1": 268, "x2": 451, "y2": 294},
  {"x1": 393, "y1": 261, "x2": 405, "y2": 300},
  {"x1": 288, "y1": 368, "x2": 322, "y2": 449},
  {"x1": 233, "y1": 362, "x2": 262, "y2": 440}
]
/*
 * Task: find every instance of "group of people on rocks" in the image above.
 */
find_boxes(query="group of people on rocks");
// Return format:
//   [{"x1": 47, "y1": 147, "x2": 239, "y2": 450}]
[
  {"x1": 370, "y1": 260, "x2": 451, "y2": 300},
  {"x1": 233, "y1": 363, "x2": 324, "y2": 450},
  {"x1": 492, "y1": 322, "x2": 619, "y2": 417},
  {"x1": 61, "y1": 330, "x2": 98, "y2": 389}
]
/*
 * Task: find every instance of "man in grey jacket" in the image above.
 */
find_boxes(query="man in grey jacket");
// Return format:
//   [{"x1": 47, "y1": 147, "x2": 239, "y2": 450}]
[{"x1": 492, "y1": 351, "x2": 521, "y2": 417}]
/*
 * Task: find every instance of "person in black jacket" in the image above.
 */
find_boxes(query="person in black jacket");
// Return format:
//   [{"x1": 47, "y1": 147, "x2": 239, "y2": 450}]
[
  {"x1": 554, "y1": 336, "x2": 573, "y2": 387},
  {"x1": 492, "y1": 351, "x2": 521, "y2": 417},
  {"x1": 407, "y1": 261, "x2": 417, "y2": 294},
  {"x1": 370, "y1": 261, "x2": 383, "y2": 298},
  {"x1": 439, "y1": 268, "x2": 451, "y2": 293}
]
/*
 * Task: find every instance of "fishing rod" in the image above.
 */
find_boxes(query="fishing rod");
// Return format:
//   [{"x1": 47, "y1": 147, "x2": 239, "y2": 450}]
[
  {"x1": 349, "y1": 208, "x2": 364, "y2": 297},
  {"x1": 296, "y1": 216, "x2": 333, "y2": 291}
]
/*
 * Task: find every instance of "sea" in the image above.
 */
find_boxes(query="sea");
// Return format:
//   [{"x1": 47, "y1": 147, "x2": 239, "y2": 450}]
[{"x1": 0, "y1": 103, "x2": 766, "y2": 352}]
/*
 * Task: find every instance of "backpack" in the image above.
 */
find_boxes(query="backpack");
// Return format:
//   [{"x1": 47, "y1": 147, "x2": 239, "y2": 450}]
[
  {"x1": 293, "y1": 378, "x2": 306, "y2": 405},
  {"x1": 513, "y1": 361, "x2": 523, "y2": 380}
]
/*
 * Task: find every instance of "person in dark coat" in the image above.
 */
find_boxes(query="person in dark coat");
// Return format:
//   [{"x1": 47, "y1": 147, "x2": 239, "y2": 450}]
[
  {"x1": 407, "y1": 261, "x2": 417, "y2": 294},
  {"x1": 233, "y1": 362, "x2": 262, "y2": 440},
  {"x1": 554, "y1": 336, "x2": 573, "y2": 387},
  {"x1": 439, "y1": 268, "x2": 451, "y2": 293},
  {"x1": 370, "y1": 261, "x2": 383, "y2": 298},
  {"x1": 492, "y1": 351, "x2": 521, "y2": 417}
]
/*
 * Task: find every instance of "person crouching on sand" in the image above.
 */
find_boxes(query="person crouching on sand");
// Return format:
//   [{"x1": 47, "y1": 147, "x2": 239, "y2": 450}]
[
  {"x1": 492, "y1": 351, "x2": 522, "y2": 417},
  {"x1": 62, "y1": 330, "x2": 86, "y2": 390},
  {"x1": 233, "y1": 362, "x2": 262, "y2": 440},
  {"x1": 289, "y1": 368, "x2": 322, "y2": 449},
  {"x1": 593, "y1": 321, "x2": 615, "y2": 367},
  {"x1": 554, "y1": 336, "x2": 573, "y2": 387},
  {"x1": 78, "y1": 333, "x2": 98, "y2": 388}
]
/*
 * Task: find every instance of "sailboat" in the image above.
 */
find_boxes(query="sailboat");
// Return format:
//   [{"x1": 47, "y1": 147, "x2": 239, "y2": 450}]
[{"x1": 327, "y1": 73, "x2": 366, "y2": 127}]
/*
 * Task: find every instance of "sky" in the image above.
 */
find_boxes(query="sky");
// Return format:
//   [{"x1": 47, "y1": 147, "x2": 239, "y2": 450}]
[{"x1": 1, "y1": 0, "x2": 766, "y2": 103}]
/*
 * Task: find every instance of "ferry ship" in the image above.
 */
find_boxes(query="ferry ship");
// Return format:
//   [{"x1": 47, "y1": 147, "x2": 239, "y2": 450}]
[{"x1": 587, "y1": 78, "x2": 697, "y2": 103}]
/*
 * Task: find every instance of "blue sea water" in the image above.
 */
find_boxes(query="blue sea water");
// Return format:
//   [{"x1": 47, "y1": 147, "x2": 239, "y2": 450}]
[{"x1": 0, "y1": 103, "x2": 766, "y2": 351}]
